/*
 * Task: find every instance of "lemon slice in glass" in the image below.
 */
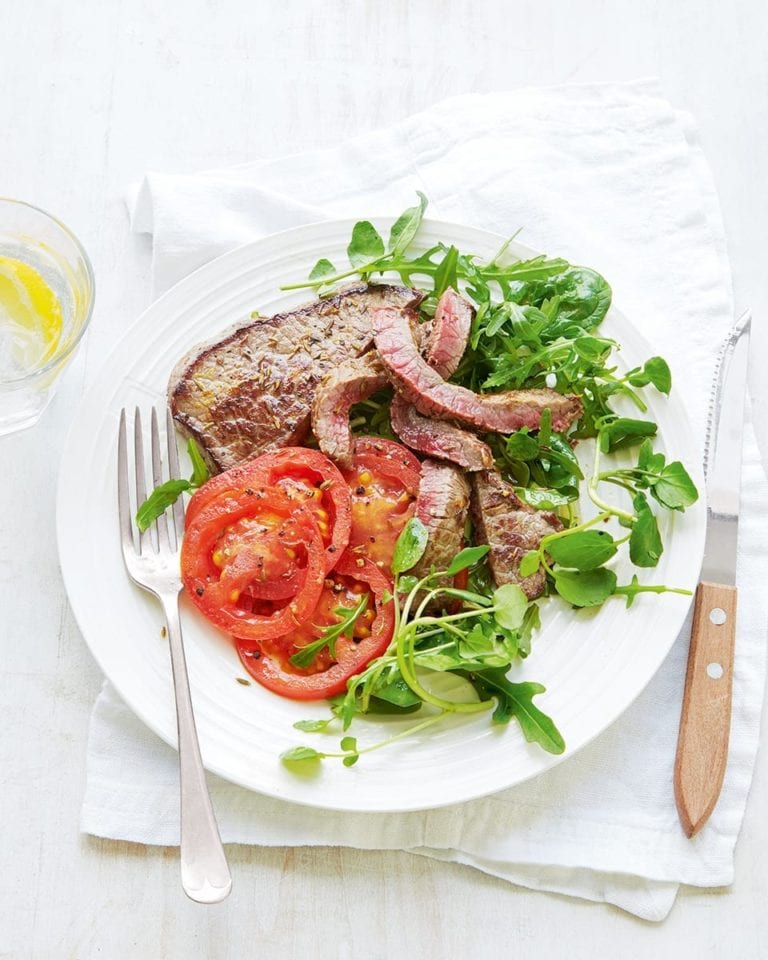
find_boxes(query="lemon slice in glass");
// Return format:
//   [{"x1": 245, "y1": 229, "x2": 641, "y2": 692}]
[{"x1": 0, "y1": 255, "x2": 63, "y2": 372}]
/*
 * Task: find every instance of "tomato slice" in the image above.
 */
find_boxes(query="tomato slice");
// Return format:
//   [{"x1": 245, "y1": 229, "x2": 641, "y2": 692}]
[
  {"x1": 185, "y1": 448, "x2": 351, "y2": 572},
  {"x1": 341, "y1": 437, "x2": 420, "y2": 571},
  {"x1": 182, "y1": 487, "x2": 326, "y2": 641},
  {"x1": 237, "y1": 554, "x2": 394, "y2": 700}
]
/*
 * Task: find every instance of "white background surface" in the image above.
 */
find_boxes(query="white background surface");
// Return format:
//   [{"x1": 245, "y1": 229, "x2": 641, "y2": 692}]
[{"x1": 1, "y1": 1, "x2": 767, "y2": 957}]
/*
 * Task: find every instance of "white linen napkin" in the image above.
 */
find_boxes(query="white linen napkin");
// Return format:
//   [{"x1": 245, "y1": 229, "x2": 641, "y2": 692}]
[{"x1": 82, "y1": 80, "x2": 768, "y2": 921}]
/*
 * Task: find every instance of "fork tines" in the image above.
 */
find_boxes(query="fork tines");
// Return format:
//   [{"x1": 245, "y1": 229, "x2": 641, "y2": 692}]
[{"x1": 118, "y1": 405, "x2": 184, "y2": 558}]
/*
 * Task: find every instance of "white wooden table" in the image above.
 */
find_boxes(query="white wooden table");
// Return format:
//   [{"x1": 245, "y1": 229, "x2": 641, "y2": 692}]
[{"x1": 2, "y1": 2, "x2": 766, "y2": 957}]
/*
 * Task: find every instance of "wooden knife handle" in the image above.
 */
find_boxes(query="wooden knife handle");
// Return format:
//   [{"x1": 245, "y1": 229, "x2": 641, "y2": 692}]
[{"x1": 674, "y1": 581, "x2": 737, "y2": 837}]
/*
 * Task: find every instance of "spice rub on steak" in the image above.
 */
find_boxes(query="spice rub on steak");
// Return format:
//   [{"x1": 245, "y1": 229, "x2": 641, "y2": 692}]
[
  {"x1": 168, "y1": 283, "x2": 417, "y2": 472},
  {"x1": 412, "y1": 459, "x2": 471, "y2": 584},
  {"x1": 471, "y1": 470, "x2": 562, "y2": 599},
  {"x1": 373, "y1": 304, "x2": 582, "y2": 435}
]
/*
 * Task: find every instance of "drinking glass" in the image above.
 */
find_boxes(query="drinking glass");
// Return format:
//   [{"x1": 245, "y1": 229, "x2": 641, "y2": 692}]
[{"x1": 0, "y1": 199, "x2": 95, "y2": 435}]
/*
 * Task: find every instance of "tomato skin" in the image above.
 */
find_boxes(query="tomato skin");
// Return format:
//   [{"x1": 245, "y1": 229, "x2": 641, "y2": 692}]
[
  {"x1": 182, "y1": 488, "x2": 326, "y2": 641},
  {"x1": 236, "y1": 554, "x2": 395, "y2": 700},
  {"x1": 185, "y1": 448, "x2": 351, "y2": 572},
  {"x1": 352, "y1": 436, "x2": 421, "y2": 475}
]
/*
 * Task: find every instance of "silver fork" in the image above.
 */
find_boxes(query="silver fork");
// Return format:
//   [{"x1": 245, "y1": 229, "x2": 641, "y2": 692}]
[{"x1": 118, "y1": 405, "x2": 232, "y2": 904}]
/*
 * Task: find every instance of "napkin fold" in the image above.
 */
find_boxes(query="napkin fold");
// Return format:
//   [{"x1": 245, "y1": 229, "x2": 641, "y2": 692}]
[{"x1": 83, "y1": 80, "x2": 768, "y2": 921}]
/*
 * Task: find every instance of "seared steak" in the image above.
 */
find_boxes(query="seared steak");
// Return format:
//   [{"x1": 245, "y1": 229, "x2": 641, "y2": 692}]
[
  {"x1": 169, "y1": 283, "x2": 416, "y2": 472},
  {"x1": 412, "y1": 459, "x2": 471, "y2": 583},
  {"x1": 373, "y1": 305, "x2": 582, "y2": 434},
  {"x1": 390, "y1": 394, "x2": 493, "y2": 471},
  {"x1": 311, "y1": 352, "x2": 388, "y2": 468},
  {"x1": 424, "y1": 288, "x2": 474, "y2": 379},
  {"x1": 471, "y1": 470, "x2": 562, "y2": 599}
]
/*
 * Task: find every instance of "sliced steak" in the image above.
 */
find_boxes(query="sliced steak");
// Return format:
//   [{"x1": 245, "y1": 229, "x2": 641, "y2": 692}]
[
  {"x1": 169, "y1": 283, "x2": 416, "y2": 472},
  {"x1": 412, "y1": 460, "x2": 471, "y2": 583},
  {"x1": 311, "y1": 352, "x2": 388, "y2": 468},
  {"x1": 373, "y1": 305, "x2": 582, "y2": 434},
  {"x1": 424, "y1": 287, "x2": 474, "y2": 379},
  {"x1": 390, "y1": 394, "x2": 493, "y2": 471},
  {"x1": 391, "y1": 287, "x2": 490, "y2": 469},
  {"x1": 471, "y1": 470, "x2": 562, "y2": 599}
]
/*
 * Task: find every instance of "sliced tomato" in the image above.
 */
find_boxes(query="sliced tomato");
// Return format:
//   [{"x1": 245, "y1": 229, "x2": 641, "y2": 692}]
[
  {"x1": 185, "y1": 448, "x2": 351, "y2": 572},
  {"x1": 182, "y1": 487, "x2": 326, "y2": 641},
  {"x1": 341, "y1": 437, "x2": 420, "y2": 571},
  {"x1": 237, "y1": 554, "x2": 394, "y2": 700}
]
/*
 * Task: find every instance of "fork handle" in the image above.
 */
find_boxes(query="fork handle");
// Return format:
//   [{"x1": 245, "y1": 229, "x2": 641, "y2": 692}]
[{"x1": 161, "y1": 594, "x2": 233, "y2": 903}]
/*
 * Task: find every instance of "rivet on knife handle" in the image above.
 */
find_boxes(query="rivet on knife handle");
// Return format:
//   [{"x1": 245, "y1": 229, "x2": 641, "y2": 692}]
[{"x1": 674, "y1": 581, "x2": 737, "y2": 837}]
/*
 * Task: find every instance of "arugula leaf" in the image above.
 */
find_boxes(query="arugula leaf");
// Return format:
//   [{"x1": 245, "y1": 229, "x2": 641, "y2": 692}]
[
  {"x1": 136, "y1": 479, "x2": 192, "y2": 533},
  {"x1": 392, "y1": 517, "x2": 429, "y2": 574},
  {"x1": 445, "y1": 544, "x2": 491, "y2": 577},
  {"x1": 629, "y1": 494, "x2": 663, "y2": 567},
  {"x1": 347, "y1": 221, "x2": 385, "y2": 268},
  {"x1": 467, "y1": 672, "x2": 565, "y2": 754},
  {"x1": 553, "y1": 567, "x2": 617, "y2": 607},
  {"x1": 433, "y1": 244, "x2": 459, "y2": 297},
  {"x1": 289, "y1": 593, "x2": 369, "y2": 668},
  {"x1": 651, "y1": 461, "x2": 699, "y2": 511},
  {"x1": 187, "y1": 438, "x2": 210, "y2": 487},
  {"x1": 546, "y1": 530, "x2": 617, "y2": 571},
  {"x1": 135, "y1": 437, "x2": 210, "y2": 532},
  {"x1": 388, "y1": 192, "x2": 428, "y2": 256}
]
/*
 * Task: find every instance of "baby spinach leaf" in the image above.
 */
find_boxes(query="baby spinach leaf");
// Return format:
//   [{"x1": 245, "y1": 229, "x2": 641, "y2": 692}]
[
  {"x1": 392, "y1": 517, "x2": 429, "y2": 574},
  {"x1": 546, "y1": 530, "x2": 617, "y2": 571},
  {"x1": 347, "y1": 221, "x2": 385, "y2": 268},
  {"x1": 553, "y1": 567, "x2": 617, "y2": 607},
  {"x1": 644, "y1": 357, "x2": 672, "y2": 395},
  {"x1": 506, "y1": 431, "x2": 540, "y2": 461}
]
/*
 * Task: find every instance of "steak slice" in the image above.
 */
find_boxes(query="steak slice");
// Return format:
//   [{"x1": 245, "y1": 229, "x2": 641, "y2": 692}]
[
  {"x1": 412, "y1": 460, "x2": 471, "y2": 584},
  {"x1": 373, "y1": 305, "x2": 582, "y2": 434},
  {"x1": 169, "y1": 283, "x2": 416, "y2": 472},
  {"x1": 311, "y1": 352, "x2": 388, "y2": 468},
  {"x1": 389, "y1": 394, "x2": 493, "y2": 471},
  {"x1": 471, "y1": 470, "x2": 562, "y2": 599},
  {"x1": 424, "y1": 288, "x2": 474, "y2": 379}
]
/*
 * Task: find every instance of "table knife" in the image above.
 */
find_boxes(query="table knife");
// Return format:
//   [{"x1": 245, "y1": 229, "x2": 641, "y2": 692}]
[{"x1": 674, "y1": 310, "x2": 751, "y2": 838}]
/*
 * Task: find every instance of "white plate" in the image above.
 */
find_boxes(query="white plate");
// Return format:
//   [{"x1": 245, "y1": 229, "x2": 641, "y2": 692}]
[{"x1": 57, "y1": 218, "x2": 705, "y2": 813}]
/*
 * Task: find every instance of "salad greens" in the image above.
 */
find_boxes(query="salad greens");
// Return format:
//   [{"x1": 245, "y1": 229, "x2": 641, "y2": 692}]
[
  {"x1": 135, "y1": 437, "x2": 210, "y2": 533},
  {"x1": 279, "y1": 193, "x2": 699, "y2": 768}
]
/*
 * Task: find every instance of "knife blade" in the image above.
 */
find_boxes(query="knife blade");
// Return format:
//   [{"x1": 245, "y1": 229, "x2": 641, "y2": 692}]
[{"x1": 674, "y1": 309, "x2": 751, "y2": 838}]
